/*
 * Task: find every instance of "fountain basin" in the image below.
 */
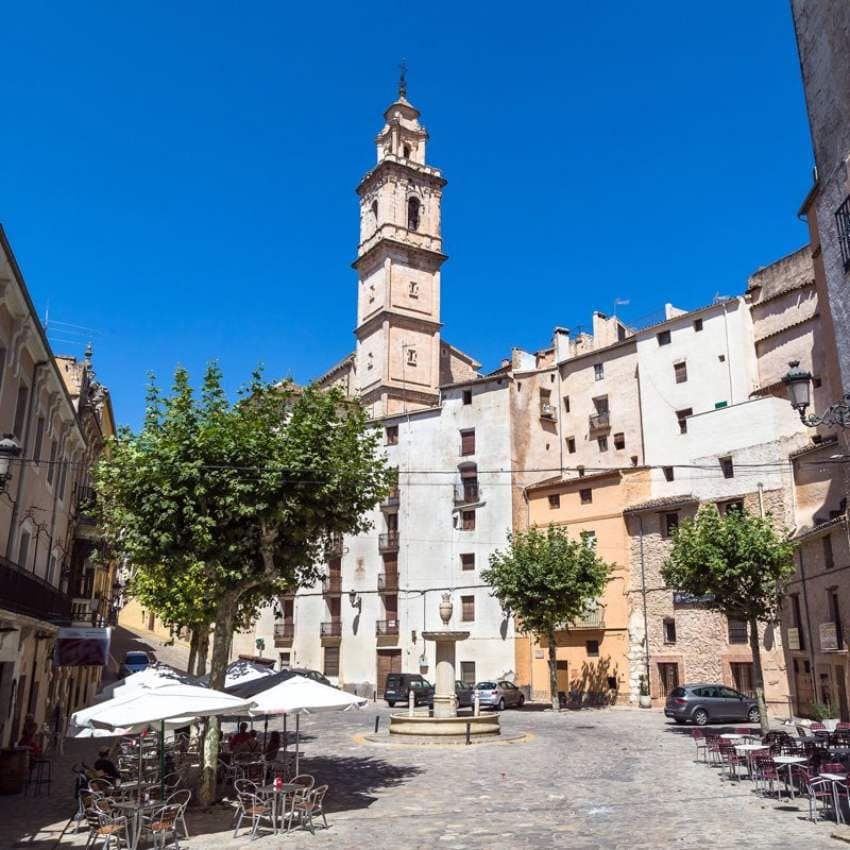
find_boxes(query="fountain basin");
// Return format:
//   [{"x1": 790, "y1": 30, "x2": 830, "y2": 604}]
[{"x1": 389, "y1": 712, "x2": 500, "y2": 737}]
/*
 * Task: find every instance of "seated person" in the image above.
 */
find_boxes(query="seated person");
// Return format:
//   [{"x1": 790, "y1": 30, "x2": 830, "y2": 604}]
[
  {"x1": 94, "y1": 747, "x2": 121, "y2": 780},
  {"x1": 244, "y1": 730, "x2": 261, "y2": 753},
  {"x1": 265, "y1": 730, "x2": 281, "y2": 761},
  {"x1": 228, "y1": 722, "x2": 251, "y2": 751}
]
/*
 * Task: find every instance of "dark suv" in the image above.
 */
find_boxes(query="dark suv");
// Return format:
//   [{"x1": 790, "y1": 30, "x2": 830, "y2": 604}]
[
  {"x1": 665, "y1": 683, "x2": 760, "y2": 726},
  {"x1": 384, "y1": 673, "x2": 434, "y2": 707}
]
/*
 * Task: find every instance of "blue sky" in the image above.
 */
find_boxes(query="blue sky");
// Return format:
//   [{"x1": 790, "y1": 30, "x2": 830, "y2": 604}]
[{"x1": 2, "y1": 2, "x2": 813, "y2": 429}]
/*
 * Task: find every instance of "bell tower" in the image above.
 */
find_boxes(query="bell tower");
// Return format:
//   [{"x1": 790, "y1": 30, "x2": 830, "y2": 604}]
[{"x1": 354, "y1": 66, "x2": 447, "y2": 418}]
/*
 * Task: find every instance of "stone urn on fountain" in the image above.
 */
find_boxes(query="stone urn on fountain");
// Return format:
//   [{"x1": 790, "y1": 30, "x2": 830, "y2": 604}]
[{"x1": 388, "y1": 592, "x2": 501, "y2": 738}]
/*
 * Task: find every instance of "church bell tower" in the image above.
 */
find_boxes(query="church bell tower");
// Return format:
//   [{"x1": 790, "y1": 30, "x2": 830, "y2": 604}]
[{"x1": 353, "y1": 66, "x2": 447, "y2": 419}]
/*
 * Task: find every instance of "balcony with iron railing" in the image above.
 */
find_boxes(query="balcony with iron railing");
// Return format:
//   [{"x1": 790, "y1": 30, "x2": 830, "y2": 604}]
[
  {"x1": 453, "y1": 482, "x2": 481, "y2": 505},
  {"x1": 570, "y1": 606, "x2": 605, "y2": 629},
  {"x1": 274, "y1": 622, "x2": 294, "y2": 646},
  {"x1": 377, "y1": 572, "x2": 399, "y2": 592},
  {"x1": 381, "y1": 488, "x2": 400, "y2": 510},
  {"x1": 588, "y1": 411, "x2": 611, "y2": 432},
  {"x1": 322, "y1": 573, "x2": 342, "y2": 594},
  {"x1": 0, "y1": 555, "x2": 71, "y2": 624},
  {"x1": 320, "y1": 620, "x2": 342, "y2": 638},
  {"x1": 378, "y1": 531, "x2": 400, "y2": 552},
  {"x1": 376, "y1": 619, "x2": 400, "y2": 637}
]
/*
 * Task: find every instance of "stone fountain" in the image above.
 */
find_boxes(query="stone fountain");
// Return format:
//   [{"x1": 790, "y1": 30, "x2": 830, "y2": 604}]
[{"x1": 389, "y1": 593, "x2": 500, "y2": 738}]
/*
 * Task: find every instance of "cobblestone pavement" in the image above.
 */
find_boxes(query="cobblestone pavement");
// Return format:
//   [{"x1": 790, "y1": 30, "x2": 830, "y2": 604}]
[{"x1": 1, "y1": 704, "x2": 846, "y2": 849}]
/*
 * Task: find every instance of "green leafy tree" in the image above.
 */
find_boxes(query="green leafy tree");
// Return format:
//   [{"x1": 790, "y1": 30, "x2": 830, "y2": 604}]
[
  {"x1": 483, "y1": 525, "x2": 612, "y2": 711},
  {"x1": 95, "y1": 364, "x2": 391, "y2": 804},
  {"x1": 661, "y1": 504, "x2": 795, "y2": 733}
]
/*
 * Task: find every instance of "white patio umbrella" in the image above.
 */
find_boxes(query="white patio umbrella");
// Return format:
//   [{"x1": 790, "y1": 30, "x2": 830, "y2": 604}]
[
  {"x1": 200, "y1": 659, "x2": 275, "y2": 689},
  {"x1": 72, "y1": 681, "x2": 255, "y2": 796},
  {"x1": 246, "y1": 675, "x2": 367, "y2": 773},
  {"x1": 95, "y1": 664, "x2": 200, "y2": 703}
]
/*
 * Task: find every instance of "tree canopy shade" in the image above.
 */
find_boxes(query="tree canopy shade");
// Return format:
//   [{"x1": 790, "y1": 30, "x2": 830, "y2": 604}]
[
  {"x1": 94, "y1": 364, "x2": 392, "y2": 802},
  {"x1": 661, "y1": 504, "x2": 795, "y2": 732},
  {"x1": 482, "y1": 525, "x2": 611, "y2": 710}
]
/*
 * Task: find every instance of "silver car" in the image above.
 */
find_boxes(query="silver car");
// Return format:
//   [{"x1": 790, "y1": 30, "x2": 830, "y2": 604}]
[{"x1": 475, "y1": 680, "x2": 525, "y2": 711}]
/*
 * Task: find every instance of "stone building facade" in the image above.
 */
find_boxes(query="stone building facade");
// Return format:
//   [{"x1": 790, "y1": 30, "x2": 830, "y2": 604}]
[{"x1": 0, "y1": 226, "x2": 116, "y2": 748}]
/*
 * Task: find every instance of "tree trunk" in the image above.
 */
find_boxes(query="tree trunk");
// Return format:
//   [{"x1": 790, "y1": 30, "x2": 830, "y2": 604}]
[
  {"x1": 187, "y1": 629, "x2": 199, "y2": 676},
  {"x1": 748, "y1": 616, "x2": 769, "y2": 735},
  {"x1": 198, "y1": 597, "x2": 238, "y2": 807},
  {"x1": 547, "y1": 632, "x2": 560, "y2": 712},
  {"x1": 196, "y1": 629, "x2": 210, "y2": 677}
]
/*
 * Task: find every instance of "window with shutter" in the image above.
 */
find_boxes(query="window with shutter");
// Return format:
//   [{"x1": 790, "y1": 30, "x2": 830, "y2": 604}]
[
  {"x1": 460, "y1": 553, "x2": 475, "y2": 570},
  {"x1": 13, "y1": 385, "x2": 28, "y2": 439},
  {"x1": 323, "y1": 646, "x2": 340, "y2": 677},
  {"x1": 461, "y1": 510, "x2": 476, "y2": 530},
  {"x1": 461, "y1": 595, "x2": 475, "y2": 622},
  {"x1": 460, "y1": 429, "x2": 475, "y2": 456}
]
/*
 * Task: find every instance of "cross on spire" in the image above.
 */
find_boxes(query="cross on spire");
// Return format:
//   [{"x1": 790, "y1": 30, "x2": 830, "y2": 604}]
[{"x1": 398, "y1": 58, "x2": 408, "y2": 99}]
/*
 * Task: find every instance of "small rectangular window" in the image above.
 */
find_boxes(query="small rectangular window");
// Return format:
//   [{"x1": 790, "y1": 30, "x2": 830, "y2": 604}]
[
  {"x1": 720, "y1": 456, "x2": 734, "y2": 479},
  {"x1": 663, "y1": 618, "x2": 677, "y2": 644},
  {"x1": 566, "y1": 437, "x2": 576, "y2": 454},
  {"x1": 13, "y1": 385, "x2": 28, "y2": 439},
  {"x1": 462, "y1": 390, "x2": 472, "y2": 405},
  {"x1": 823, "y1": 534, "x2": 835, "y2": 569},
  {"x1": 663, "y1": 466, "x2": 674, "y2": 482},
  {"x1": 47, "y1": 439, "x2": 58, "y2": 485},
  {"x1": 597, "y1": 436, "x2": 608, "y2": 452},
  {"x1": 613, "y1": 432, "x2": 625, "y2": 450},
  {"x1": 58, "y1": 458, "x2": 68, "y2": 501},
  {"x1": 385, "y1": 425, "x2": 399, "y2": 445},
  {"x1": 18, "y1": 530, "x2": 31, "y2": 569},
  {"x1": 460, "y1": 660, "x2": 476, "y2": 686},
  {"x1": 663, "y1": 512, "x2": 679, "y2": 538},
  {"x1": 460, "y1": 553, "x2": 475, "y2": 571},
  {"x1": 548, "y1": 494, "x2": 560, "y2": 509},
  {"x1": 727, "y1": 619, "x2": 748, "y2": 645},
  {"x1": 580, "y1": 488, "x2": 592, "y2": 505},
  {"x1": 461, "y1": 510, "x2": 476, "y2": 530},
  {"x1": 676, "y1": 408, "x2": 692, "y2": 434},
  {"x1": 673, "y1": 362, "x2": 688, "y2": 384},
  {"x1": 722, "y1": 500, "x2": 744, "y2": 515},
  {"x1": 33, "y1": 416, "x2": 45, "y2": 465},
  {"x1": 585, "y1": 640, "x2": 600, "y2": 657},
  {"x1": 460, "y1": 429, "x2": 476, "y2": 456},
  {"x1": 693, "y1": 318, "x2": 703, "y2": 332},
  {"x1": 563, "y1": 396, "x2": 570, "y2": 413},
  {"x1": 461, "y1": 595, "x2": 475, "y2": 622},
  {"x1": 657, "y1": 330, "x2": 671, "y2": 346},
  {"x1": 580, "y1": 530, "x2": 597, "y2": 549},
  {"x1": 593, "y1": 363, "x2": 604, "y2": 381}
]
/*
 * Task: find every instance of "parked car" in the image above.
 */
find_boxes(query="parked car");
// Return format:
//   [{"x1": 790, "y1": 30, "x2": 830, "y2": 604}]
[
  {"x1": 384, "y1": 673, "x2": 434, "y2": 707},
  {"x1": 120, "y1": 650, "x2": 153, "y2": 678},
  {"x1": 664, "y1": 683, "x2": 760, "y2": 726},
  {"x1": 455, "y1": 680, "x2": 474, "y2": 709},
  {"x1": 475, "y1": 680, "x2": 525, "y2": 711},
  {"x1": 287, "y1": 668, "x2": 335, "y2": 688}
]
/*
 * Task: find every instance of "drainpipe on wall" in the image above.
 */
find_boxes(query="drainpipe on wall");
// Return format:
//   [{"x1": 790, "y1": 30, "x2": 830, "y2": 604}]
[
  {"x1": 5, "y1": 360, "x2": 48, "y2": 561},
  {"x1": 721, "y1": 301, "x2": 734, "y2": 404},
  {"x1": 638, "y1": 515, "x2": 651, "y2": 687}
]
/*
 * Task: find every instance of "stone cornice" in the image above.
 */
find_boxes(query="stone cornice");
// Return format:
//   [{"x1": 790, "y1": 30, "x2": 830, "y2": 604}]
[
  {"x1": 355, "y1": 309, "x2": 442, "y2": 339},
  {"x1": 356, "y1": 156, "x2": 445, "y2": 197},
  {"x1": 353, "y1": 235, "x2": 447, "y2": 271}
]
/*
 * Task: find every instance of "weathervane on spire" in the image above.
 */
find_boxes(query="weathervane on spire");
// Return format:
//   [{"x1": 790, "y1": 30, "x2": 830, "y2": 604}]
[{"x1": 398, "y1": 58, "x2": 408, "y2": 99}]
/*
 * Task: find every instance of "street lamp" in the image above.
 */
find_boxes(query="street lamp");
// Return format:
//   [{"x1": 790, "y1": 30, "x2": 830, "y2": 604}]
[
  {"x1": 0, "y1": 434, "x2": 21, "y2": 489},
  {"x1": 783, "y1": 361, "x2": 850, "y2": 427}
]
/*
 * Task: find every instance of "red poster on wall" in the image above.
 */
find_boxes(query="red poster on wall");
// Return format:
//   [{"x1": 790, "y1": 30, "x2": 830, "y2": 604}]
[{"x1": 54, "y1": 627, "x2": 112, "y2": 667}]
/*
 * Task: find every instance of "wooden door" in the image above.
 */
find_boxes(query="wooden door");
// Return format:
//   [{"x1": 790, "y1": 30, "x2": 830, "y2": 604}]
[
  {"x1": 376, "y1": 650, "x2": 401, "y2": 696},
  {"x1": 658, "y1": 663, "x2": 679, "y2": 698},
  {"x1": 792, "y1": 658, "x2": 814, "y2": 717}
]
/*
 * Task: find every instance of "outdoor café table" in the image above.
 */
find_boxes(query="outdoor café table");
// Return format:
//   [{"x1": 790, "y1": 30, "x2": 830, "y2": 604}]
[
  {"x1": 819, "y1": 773, "x2": 848, "y2": 823},
  {"x1": 773, "y1": 755, "x2": 808, "y2": 800},
  {"x1": 112, "y1": 797, "x2": 159, "y2": 850},
  {"x1": 735, "y1": 743, "x2": 769, "y2": 778},
  {"x1": 258, "y1": 783, "x2": 301, "y2": 834}
]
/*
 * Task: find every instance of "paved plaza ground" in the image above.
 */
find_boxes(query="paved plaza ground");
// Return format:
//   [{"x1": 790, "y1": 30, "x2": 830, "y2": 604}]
[{"x1": 1, "y1": 702, "x2": 847, "y2": 850}]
